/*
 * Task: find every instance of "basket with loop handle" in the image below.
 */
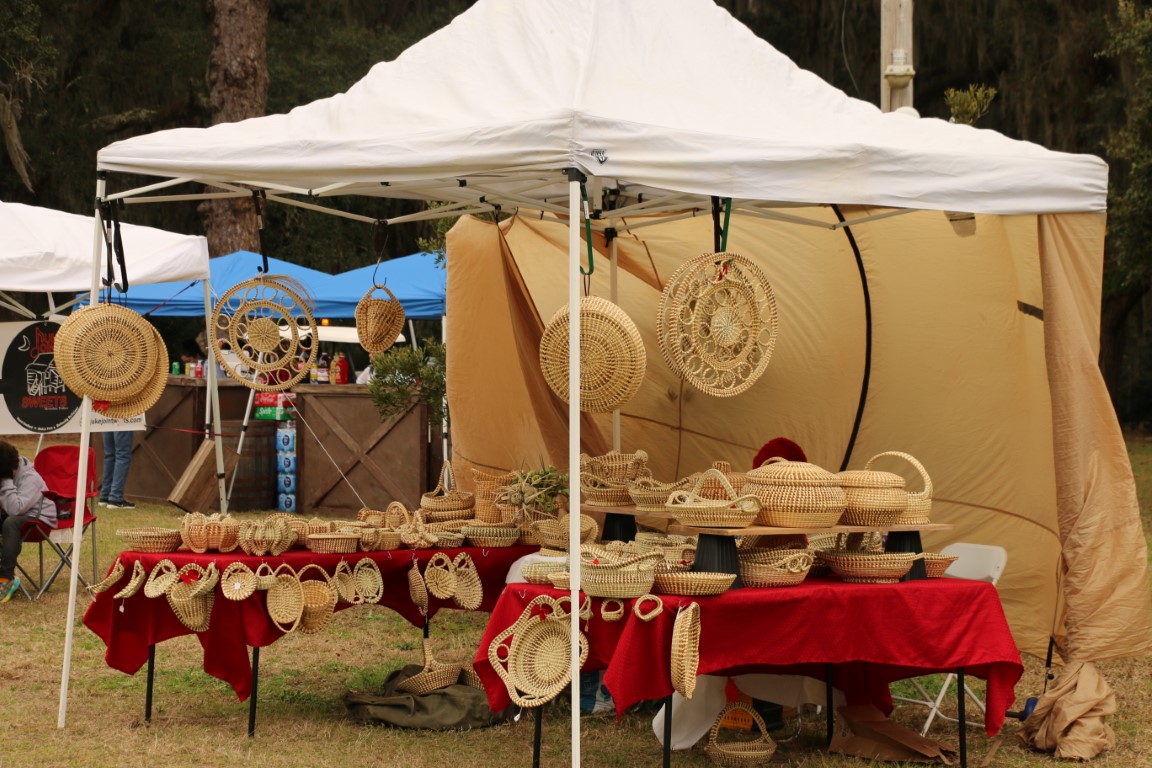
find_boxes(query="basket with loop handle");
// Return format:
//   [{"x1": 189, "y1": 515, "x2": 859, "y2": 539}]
[
  {"x1": 671, "y1": 601, "x2": 701, "y2": 699},
  {"x1": 580, "y1": 450, "x2": 650, "y2": 505},
  {"x1": 399, "y1": 508, "x2": 438, "y2": 549},
  {"x1": 863, "y1": 451, "x2": 935, "y2": 525},
  {"x1": 143, "y1": 559, "x2": 179, "y2": 599},
  {"x1": 423, "y1": 551, "x2": 457, "y2": 600},
  {"x1": 383, "y1": 501, "x2": 409, "y2": 529},
  {"x1": 166, "y1": 563, "x2": 219, "y2": 632},
  {"x1": 266, "y1": 564, "x2": 304, "y2": 633},
  {"x1": 113, "y1": 560, "x2": 147, "y2": 600},
  {"x1": 355, "y1": 283, "x2": 406, "y2": 355},
  {"x1": 297, "y1": 564, "x2": 339, "y2": 635},
  {"x1": 487, "y1": 594, "x2": 590, "y2": 708},
  {"x1": 90, "y1": 558, "x2": 125, "y2": 595},
  {"x1": 221, "y1": 562, "x2": 258, "y2": 601},
  {"x1": 408, "y1": 559, "x2": 429, "y2": 615},
  {"x1": 452, "y1": 552, "x2": 483, "y2": 611},
  {"x1": 665, "y1": 468, "x2": 761, "y2": 529},
  {"x1": 333, "y1": 560, "x2": 362, "y2": 604},
  {"x1": 179, "y1": 512, "x2": 210, "y2": 553},
  {"x1": 354, "y1": 558, "x2": 384, "y2": 604},
  {"x1": 836, "y1": 452, "x2": 910, "y2": 527},
  {"x1": 739, "y1": 550, "x2": 814, "y2": 588},
  {"x1": 421, "y1": 461, "x2": 476, "y2": 517},
  {"x1": 580, "y1": 550, "x2": 663, "y2": 598},
  {"x1": 629, "y1": 476, "x2": 690, "y2": 512},
  {"x1": 253, "y1": 562, "x2": 278, "y2": 591},
  {"x1": 397, "y1": 637, "x2": 462, "y2": 695},
  {"x1": 205, "y1": 514, "x2": 241, "y2": 553},
  {"x1": 705, "y1": 701, "x2": 778, "y2": 767}
]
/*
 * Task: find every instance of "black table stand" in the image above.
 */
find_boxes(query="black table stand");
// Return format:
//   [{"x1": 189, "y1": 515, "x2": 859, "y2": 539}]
[
  {"x1": 884, "y1": 530, "x2": 927, "y2": 580},
  {"x1": 690, "y1": 533, "x2": 743, "y2": 588},
  {"x1": 143, "y1": 643, "x2": 261, "y2": 737},
  {"x1": 601, "y1": 512, "x2": 637, "y2": 542}
]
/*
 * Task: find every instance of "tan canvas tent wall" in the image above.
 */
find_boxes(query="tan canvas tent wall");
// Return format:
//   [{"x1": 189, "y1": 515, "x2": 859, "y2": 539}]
[{"x1": 86, "y1": 0, "x2": 1150, "y2": 755}]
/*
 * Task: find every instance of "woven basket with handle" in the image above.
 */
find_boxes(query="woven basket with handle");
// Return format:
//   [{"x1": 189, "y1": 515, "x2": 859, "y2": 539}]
[
  {"x1": 705, "y1": 701, "x2": 778, "y2": 766},
  {"x1": 354, "y1": 283, "x2": 406, "y2": 355},
  {"x1": 487, "y1": 594, "x2": 589, "y2": 708},
  {"x1": 665, "y1": 468, "x2": 760, "y2": 528}
]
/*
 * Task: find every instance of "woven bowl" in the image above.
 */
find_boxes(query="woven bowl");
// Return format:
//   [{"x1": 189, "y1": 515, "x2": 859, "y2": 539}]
[
  {"x1": 922, "y1": 553, "x2": 959, "y2": 578},
  {"x1": 821, "y1": 551, "x2": 920, "y2": 584},
  {"x1": 653, "y1": 571, "x2": 736, "y2": 597},
  {"x1": 117, "y1": 527, "x2": 181, "y2": 553},
  {"x1": 306, "y1": 532, "x2": 360, "y2": 554}
]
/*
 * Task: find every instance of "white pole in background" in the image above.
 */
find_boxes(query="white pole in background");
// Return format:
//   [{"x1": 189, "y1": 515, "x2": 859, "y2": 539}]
[{"x1": 567, "y1": 175, "x2": 582, "y2": 767}]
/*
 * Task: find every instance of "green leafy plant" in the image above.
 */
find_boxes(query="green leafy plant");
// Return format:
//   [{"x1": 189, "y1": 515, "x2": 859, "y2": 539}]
[
  {"x1": 944, "y1": 84, "x2": 997, "y2": 125},
  {"x1": 367, "y1": 338, "x2": 446, "y2": 424}
]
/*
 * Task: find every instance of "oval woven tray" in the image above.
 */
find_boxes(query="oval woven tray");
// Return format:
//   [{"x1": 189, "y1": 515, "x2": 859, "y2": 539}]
[{"x1": 653, "y1": 571, "x2": 736, "y2": 597}]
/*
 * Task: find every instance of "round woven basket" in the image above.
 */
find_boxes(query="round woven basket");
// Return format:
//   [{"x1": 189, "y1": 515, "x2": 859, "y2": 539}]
[
  {"x1": 580, "y1": 551, "x2": 662, "y2": 598},
  {"x1": 266, "y1": 565, "x2": 304, "y2": 632},
  {"x1": 462, "y1": 524, "x2": 520, "y2": 548},
  {"x1": 55, "y1": 303, "x2": 158, "y2": 402},
  {"x1": 452, "y1": 552, "x2": 484, "y2": 610},
  {"x1": 143, "y1": 559, "x2": 179, "y2": 599},
  {"x1": 739, "y1": 550, "x2": 814, "y2": 588},
  {"x1": 424, "y1": 552, "x2": 457, "y2": 600},
  {"x1": 307, "y1": 532, "x2": 360, "y2": 554},
  {"x1": 922, "y1": 553, "x2": 959, "y2": 578},
  {"x1": 653, "y1": 571, "x2": 735, "y2": 597},
  {"x1": 538, "y1": 296, "x2": 647, "y2": 413},
  {"x1": 837, "y1": 453, "x2": 909, "y2": 527},
  {"x1": 99, "y1": 324, "x2": 169, "y2": 419},
  {"x1": 742, "y1": 459, "x2": 846, "y2": 528},
  {"x1": 422, "y1": 461, "x2": 476, "y2": 514},
  {"x1": 488, "y1": 594, "x2": 590, "y2": 708},
  {"x1": 671, "y1": 601, "x2": 701, "y2": 700},
  {"x1": 212, "y1": 275, "x2": 317, "y2": 392},
  {"x1": 871, "y1": 451, "x2": 935, "y2": 525},
  {"x1": 220, "y1": 561, "x2": 258, "y2": 601},
  {"x1": 628, "y1": 476, "x2": 690, "y2": 512},
  {"x1": 665, "y1": 468, "x2": 760, "y2": 528},
  {"x1": 354, "y1": 558, "x2": 385, "y2": 604},
  {"x1": 656, "y1": 252, "x2": 779, "y2": 398},
  {"x1": 117, "y1": 527, "x2": 181, "y2": 554},
  {"x1": 821, "y1": 551, "x2": 921, "y2": 584},
  {"x1": 355, "y1": 284, "x2": 406, "y2": 354},
  {"x1": 521, "y1": 559, "x2": 569, "y2": 585}
]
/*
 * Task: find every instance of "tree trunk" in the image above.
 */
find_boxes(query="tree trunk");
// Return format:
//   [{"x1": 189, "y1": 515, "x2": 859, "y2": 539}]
[
  {"x1": 198, "y1": 0, "x2": 270, "y2": 257},
  {"x1": 1099, "y1": 287, "x2": 1146, "y2": 418}
]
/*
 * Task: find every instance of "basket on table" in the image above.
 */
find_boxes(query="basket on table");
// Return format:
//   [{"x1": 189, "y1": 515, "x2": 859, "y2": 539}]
[
  {"x1": 421, "y1": 460, "x2": 475, "y2": 520},
  {"x1": 117, "y1": 527, "x2": 181, "y2": 554},
  {"x1": 705, "y1": 701, "x2": 778, "y2": 767},
  {"x1": 820, "y1": 551, "x2": 922, "y2": 584},
  {"x1": 665, "y1": 468, "x2": 760, "y2": 529},
  {"x1": 738, "y1": 549, "x2": 814, "y2": 588},
  {"x1": 521, "y1": 559, "x2": 569, "y2": 585},
  {"x1": 867, "y1": 451, "x2": 935, "y2": 525},
  {"x1": 653, "y1": 570, "x2": 735, "y2": 597},
  {"x1": 836, "y1": 452, "x2": 910, "y2": 527},
  {"x1": 922, "y1": 552, "x2": 959, "y2": 578},
  {"x1": 580, "y1": 449, "x2": 650, "y2": 506},
  {"x1": 628, "y1": 475, "x2": 690, "y2": 512},
  {"x1": 359, "y1": 527, "x2": 402, "y2": 552},
  {"x1": 306, "y1": 532, "x2": 361, "y2": 555},
  {"x1": 462, "y1": 524, "x2": 520, "y2": 548},
  {"x1": 741, "y1": 458, "x2": 846, "y2": 529},
  {"x1": 579, "y1": 550, "x2": 663, "y2": 598},
  {"x1": 692, "y1": 461, "x2": 749, "y2": 502},
  {"x1": 471, "y1": 467, "x2": 517, "y2": 523}
]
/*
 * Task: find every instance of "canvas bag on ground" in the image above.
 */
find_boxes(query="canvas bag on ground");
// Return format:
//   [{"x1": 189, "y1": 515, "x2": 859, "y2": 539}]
[{"x1": 344, "y1": 664, "x2": 514, "y2": 730}]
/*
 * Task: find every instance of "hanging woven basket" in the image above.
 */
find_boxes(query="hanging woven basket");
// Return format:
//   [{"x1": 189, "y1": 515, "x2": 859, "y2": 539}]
[
  {"x1": 657, "y1": 252, "x2": 779, "y2": 398},
  {"x1": 487, "y1": 594, "x2": 589, "y2": 708},
  {"x1": 97, "y1": 323, "x2": 169, "y2": 419},
  {"x1": 452, "y1": 552, "x2": 484, "y2": 611},
  {"x1": 671, "y1": 601, "x2": 701, "y2": 700},
  {"x1": 54, "y1": 303, "x2": 160, "y2": 403},
  {"x1": 354, "y1": 284, "x2": 406, "y2": 355},
  {"x1": 538, "y1": 296, "x2": 647, "y2": 413},
  {"x1": 212, "y1": 274, "x2": 317, "y2": 392}
]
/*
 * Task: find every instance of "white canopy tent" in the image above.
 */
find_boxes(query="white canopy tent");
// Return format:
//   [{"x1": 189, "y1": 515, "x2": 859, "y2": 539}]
[{"x1": 84, "y1": 0, "x2": 1148, "y2": 759}]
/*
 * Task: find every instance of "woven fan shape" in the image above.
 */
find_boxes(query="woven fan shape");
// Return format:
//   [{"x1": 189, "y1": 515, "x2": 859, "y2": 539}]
[
  {"x1": 55, "y1": 303, "x2": 159, "y2": 402},
  {"x1": 355, "y1": 284, "x2": 406, "y2": 354},
  {"x1": 657, "y1": 252, "x2": 778, "y2": 398},
  {"x1": 538, "y1": 296, "x2": 647, "y2": 413},
  {"x1": 99, "y1": 323, "x2": 169, "y2": 419}
]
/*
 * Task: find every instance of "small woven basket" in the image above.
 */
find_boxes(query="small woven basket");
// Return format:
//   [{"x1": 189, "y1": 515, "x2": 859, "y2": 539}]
[
  {"x1": 653, "y1": 571, "x2": 735, "y2": 597},
  {"x1": 307, "y1": 532, "x2": 360, "y2": 554},
  {"x1": 397, "y1": 638, "x2": 461, "y2": 695},
  {"x1": 355, "y1": 284, "x2": 406, "y2": 355},
  {"x1": 739, "y1": 550, "x2": 814, "y2": 588},
  {"x1": 487, "y1": 594, "x2": 590, "y2": 708},
  {"x1": 220, "y1": 561, "x2": 258, "y2": 601},
  {"x1": 580, "y1": 551, "x2": 662, "y2": 598},
  {"x1": 408, "y1": 560, "x2": 429, "y2": 614},
  {"x1": 462, "y1": 524, "x2": 520, "y2": 548},
  {"x1": 354, "y1": 558, "x2": 385, "y2": 604},
  {"x1": 471, "y1": 467, "x2": 516, "y2": 523},
  {"x1": 266, "y1": 565, "x2": 304, "y2": 633},
  {"x1": 90, "y1": 558, "x2": 125, "y2": 594},
  {"x1": 665, "y1": 468, "x2": 760, "y2": 529},
  {"x1": 167, "y1": 587, "x2": 216, "y2": 633},
  {"x1": 297, "y1": 564, "x2": 338, "y2": 635},
  {"x1": 117, "y1": 527, "x2": 181, "y2": 554},
  {"x1": 521, "y1": 559, "x2": 570, "y2": 585},
  {"x1": 422, "y1": 461, "x2": 476, "y2": 514},
  {"x1": 142, "y1": 560, "x2": 179, "y2": 599},
  {"x1": 112, "y1": 560, "x2": 147, "y2": 600},
  {"x1": 452, "y1": 552, "x2": 484, "y2": 611},
  {"x1": 424, "y1": 552, "x2": 457, "y2": 600},
  {"x1": 922, "y1": 553, "x2": 959, "y2": 578},
  {"x1": 628, "y1": 476, "x2": 690, "y2": 512},
  {"x1": 705, "y1": 701, "x2": 778, "y2": 767},
  {"x1": 821, "y1": 551, "x2": 922, "y2": 584}
]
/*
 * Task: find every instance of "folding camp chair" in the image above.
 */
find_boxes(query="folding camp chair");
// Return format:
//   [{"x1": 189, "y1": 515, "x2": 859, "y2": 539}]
[
  {"x1": 16, "y1": 445, "x2": 100, "y2": 599},
  {"x1": 892, "y1": 542, "x2": 1009, "y2": 736}
]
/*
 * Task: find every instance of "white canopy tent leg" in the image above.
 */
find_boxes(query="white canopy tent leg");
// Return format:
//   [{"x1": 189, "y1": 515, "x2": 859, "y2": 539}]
[
  {"x1": 58, "y1": 179, "x2": 107, "y2": 728},
  {"x1": 567, "y1": 173, "x2": 582, "y2": 767},
  {"x1": 203, "y1": 280, "x2": 229, "y2": 514}
]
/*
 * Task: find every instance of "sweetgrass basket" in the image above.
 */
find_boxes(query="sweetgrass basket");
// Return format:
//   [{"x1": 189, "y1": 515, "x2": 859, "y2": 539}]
[
  {"x1": 297, "y1": 563, "x2": 338, "y2": 635},
  {"x1": 452, "y1": 552, "x2": 484, "y2": 611},
  {"x1": 487, "y1": 594, "x2": 590, "y2": 708},
  {"x1": 653, "y1": 571, "x2": 735, "y2": 597},
  {"x1": 306, "y1": 532, "x2": 360, "y2": 554},
  {"x1": 521, "y1": 559, "x2": 569, "y2": 585},
  {"x1": 705, "y1": 701, "x2": 778, "y2": 766},
  {"x1": 118, "y1": 527, "x2": 181, "y2": 554},
  {"x1": 580, "y1": 551, "x2": 663, "y2": 598},
  {"x1": 671, "y1": 601, "x2": 701, "y2": 699},
  {"x1": 355, "y1": 283, "x2": 406, "y2": 355},
  {"x1": 922, "y1": 553, "x2": 959, "y2": 578},
  {"x1": 738, "y1": 550, "x2": 814, "y2": 588},
  {"x1": 665, "y1": 468, "x2": 760, "y2": 528},
  {"x1": 820, "y1": 551, "x2": 922, "y2": 584},
  {"x1": 462, "y1": 524, "x2": 520, "y2": 548},
  {"x1": 422, "y1": 461, "x2": 475, "y2": 514},
  {"x1": 424, "y1": 552, "x2": 457, "y2": 600}
]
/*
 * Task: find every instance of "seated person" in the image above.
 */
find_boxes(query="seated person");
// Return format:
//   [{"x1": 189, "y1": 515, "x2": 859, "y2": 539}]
[{"x1": 0, "y1": 440, "x2": 59, "y2": 603}]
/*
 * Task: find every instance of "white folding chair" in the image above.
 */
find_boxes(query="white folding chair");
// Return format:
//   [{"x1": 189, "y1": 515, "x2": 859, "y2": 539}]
[{"x1": 892, "y1": 542, "x2": 1008, "y2": 736}]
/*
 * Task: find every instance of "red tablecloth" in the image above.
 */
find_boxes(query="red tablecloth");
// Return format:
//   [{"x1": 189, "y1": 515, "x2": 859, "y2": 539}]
[
  {"x1": 84, "y1": 545, "x2": 535, "y2": 701},
  {"x1": 475, "y1": 577, "x2": 1023, "y2": 736}
]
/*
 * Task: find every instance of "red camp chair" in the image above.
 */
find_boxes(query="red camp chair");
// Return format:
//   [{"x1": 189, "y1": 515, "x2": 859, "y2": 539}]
[{"x1": 18, "y1": 445, "x2": 100, "y2": 599}]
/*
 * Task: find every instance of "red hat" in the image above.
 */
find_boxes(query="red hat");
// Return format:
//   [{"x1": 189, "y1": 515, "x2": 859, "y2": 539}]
[{"x1": 752, "y1": 437, "x2": 807, "y2": 469}]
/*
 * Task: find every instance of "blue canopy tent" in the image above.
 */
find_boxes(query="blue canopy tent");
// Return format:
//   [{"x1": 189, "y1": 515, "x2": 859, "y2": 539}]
[
  {"x1": 320, "y1": 252, "x2": 446, "y2": 320},
  {"x1": 76, "y1": 250, "x2": 335, "y2": 317}
]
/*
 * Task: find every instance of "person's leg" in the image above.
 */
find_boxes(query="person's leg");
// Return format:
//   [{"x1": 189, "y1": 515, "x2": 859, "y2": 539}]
[
  {"x1": 106, "y1": 431, "x2": 134, "y2": 504},
  {"x1": 100, "y1": 431, "x2": 116, "y2": 503},
  {"x1": 0, "y1": 514, "x2": 28, "y2": 594}
]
